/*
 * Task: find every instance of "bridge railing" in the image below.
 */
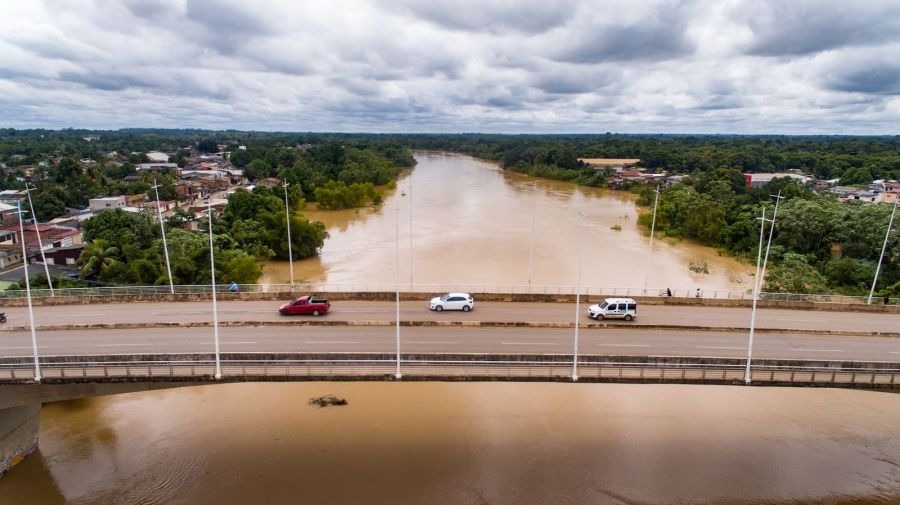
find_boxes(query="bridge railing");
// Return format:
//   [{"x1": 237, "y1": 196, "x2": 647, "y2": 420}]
[
  {"x1": 2, "y1": 357, "x2": 897, "y2": 387},
  {"x1": 0, "y1": 283, "x2": 888, "y2": 305}
]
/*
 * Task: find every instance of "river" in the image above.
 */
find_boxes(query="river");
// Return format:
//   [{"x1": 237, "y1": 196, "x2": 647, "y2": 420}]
[
  {"x1": 2, "y1": 383, "x2": 898, "y2": 504},
  {"x1": 3, "y1": 152, "x2": 898, "y2": 504},
  {"x1": 260, "y1": 151, "x2": 754, "y2": 293}
]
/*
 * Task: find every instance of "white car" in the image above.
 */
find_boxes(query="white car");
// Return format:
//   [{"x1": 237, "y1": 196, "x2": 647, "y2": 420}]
[{"x1": 429, "y1": 292, "x2": 475, "y2": 312}]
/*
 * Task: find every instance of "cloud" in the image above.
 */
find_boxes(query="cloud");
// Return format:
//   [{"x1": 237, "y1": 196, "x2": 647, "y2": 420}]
[
  {"x1": 734, "y1": 1, "x2": 900, "y2": 56},
  {"x1": 0, "y1": 0, "x2": 897, "y2": 133}
]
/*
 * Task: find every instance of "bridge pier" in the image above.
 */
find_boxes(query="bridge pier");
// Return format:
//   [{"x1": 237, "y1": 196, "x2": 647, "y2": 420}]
[{"x1": 0, "y1": 403, "x2": 40, "y2": 475}]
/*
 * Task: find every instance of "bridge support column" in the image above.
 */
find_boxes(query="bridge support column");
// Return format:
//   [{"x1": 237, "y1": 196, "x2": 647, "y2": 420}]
[{"x1": 0, "y1": 403, "x2": 40, "y2": 475}]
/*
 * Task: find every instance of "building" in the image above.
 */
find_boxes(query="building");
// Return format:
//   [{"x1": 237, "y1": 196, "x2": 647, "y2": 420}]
[
  {"x1": 0, "y1": 190, "x2": 27, "y2": 206},
  {"x1": 89, "y1": 196, "x2": 128, "y2": 212},
  {"x1": 744, "y1": 172, "x2": 810, "y2": 188},
  {"x1": 146, "y1": 152, "x2": 170, "y2": 163},
  {"x1": 136, "y1": 163, "x2": 178, "y2": 172},
  {"x1": 579, "y1": 158, "x2": 642, "y2": 172}
]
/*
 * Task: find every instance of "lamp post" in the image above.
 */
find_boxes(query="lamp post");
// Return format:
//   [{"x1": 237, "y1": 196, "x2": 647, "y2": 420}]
[
  {"x1": 283, "y1": 181, "x2": 295, "y2": 288},
  {"x1": 18, "y1": 202, "x2": 41, "y2": 382},
  {"x1": 24, "y1": 183, "x2": 53, "y2": 296},
  {"x1": 528, "y1": 184, "x2": 536, "y2": 289},
  {"x1": 758, "y1": 191, "x2": 783, "y2": 294},
  {"x1": 642, "y1": 185, "x2": 660, "y2": 295},
  {"x1": 744, "y1": 207, "x2": 769, "y2": 384},
  {"x1": 151, "y1": 179, "x2": 174, "y2": 294},
  {"x1": 395, "y1": 204, "x2": 402, "y2": 379},
  {"x1": 207, "y1": 198, "x2": 221, "y2": 380},
  {"x1": 572, "y1": 211, "x2": 586, "y2": 381},
  {"x1": 868, "y1": 201, "x2": 897, "y2": 304},
  {"x1": 408, "y1": 176, "x2": 413, "y2": 288}
]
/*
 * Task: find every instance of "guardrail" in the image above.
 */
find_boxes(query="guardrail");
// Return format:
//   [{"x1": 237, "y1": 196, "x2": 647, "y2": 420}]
[
  {"x1": 2, "y1": 356, "x2": 897, "y2": 388},
  {"x1": 0, "y1": 283, "x2": 892, "y2": 305}
]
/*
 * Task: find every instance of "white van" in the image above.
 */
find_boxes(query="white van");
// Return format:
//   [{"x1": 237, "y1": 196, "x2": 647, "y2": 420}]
[{"x1": 587, "y1": 298, "x2": 637, "y2": 321}]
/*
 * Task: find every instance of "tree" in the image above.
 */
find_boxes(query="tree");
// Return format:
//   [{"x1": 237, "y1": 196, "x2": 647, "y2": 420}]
[
  {"x1": 83, "y1": 209, "x2": 155, "y2": 248},
  {"x1": 77, "y1": 240, "x2": 122, "y2": 280},
  {"x1": 197, "y1": 138, "x2": 218, "y2": 154},
  {"x1": 764, "y1": 253, "x2": 829, "y2": 294}
]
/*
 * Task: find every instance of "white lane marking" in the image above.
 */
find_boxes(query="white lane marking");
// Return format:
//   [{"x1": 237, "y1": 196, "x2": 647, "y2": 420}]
[
  {"x1": 153, "y1": 311, "x2": 209, "y2": 316},
  {"x1": 697, "y1": 346, "x2": 745, "y2": 350},
  {"x1": 225, "y1": 341, "x2": 257, "y2": 345},
  {"x1": 96, "y1": 343, "x2": 152, "y2": 347},
  {"x1": 599, "y1": 344, "x2": 651, "y2": 347},
  {"x1": 76, "y1": 313, "x2": 108, "y2": 317},
  {"x1": 305, "y1": 341, "x2": 359, "y2": 344},
  {"x1": 407, "y1": 341, "x2": 458, "y2": 344},
  {"x1": 889, "y1": 351, "x2": 900, "y2": 354},
  {"x1": 0, "y1": 346, "x2": 50, "y2": 350},
  {"x1": 790, "y1": 348, "x2": 843, "y2": 352},
  {"x1": 502, "y1": 342, "x2": 553, "y2": 346}
]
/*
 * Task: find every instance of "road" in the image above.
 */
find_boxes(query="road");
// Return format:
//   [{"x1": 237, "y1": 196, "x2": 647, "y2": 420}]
[
  {"x1": 0, "y1": 300, "x2": 896, "y2": 362},
  {"x1": 0, "y1": 300, "x2": 897, "y2": 333}
]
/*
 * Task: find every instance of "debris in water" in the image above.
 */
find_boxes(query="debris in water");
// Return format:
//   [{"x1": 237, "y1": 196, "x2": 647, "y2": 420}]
[{"x1": 308, "y1": 394, "x2": 348, "y2": 408}]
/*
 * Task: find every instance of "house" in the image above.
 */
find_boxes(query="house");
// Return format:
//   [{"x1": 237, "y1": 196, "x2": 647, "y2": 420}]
[
  {"x1": 146, "y1": 152, "x2": 170, "y2": 163},
  {"x1": 255, "y1": 177, "x2": 282, "y2": 188},
  {"x1": 136, "y1": 163, "x2": 178, "y2": 172},
  {"x1": 89, "y1": 196, "x2": 127, "y2": 212},
  {"x1": 579, "y1": 158, "x2": 642, "y2": 172},
  {"x1": 744, "y1": 172, "x2": 810, "y2": 188},
  {"x1": 0, "y1": 223, "x2": 83, "y2": 251},
  {"x1": 0, "y1": 190, "x2": 27, "y2": 206},
  {"x1": 43, "y1": 244, "x2": 86, "y2": 266}
]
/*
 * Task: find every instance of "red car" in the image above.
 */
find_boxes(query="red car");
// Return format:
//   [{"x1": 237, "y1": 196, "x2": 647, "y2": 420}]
[{"x1": 279, "y1": 295, "x2": 330, "y2": 316}]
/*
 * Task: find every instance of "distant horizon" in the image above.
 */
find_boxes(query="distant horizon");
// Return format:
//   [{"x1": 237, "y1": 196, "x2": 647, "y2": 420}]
[{"x1": 2, "y1": 127, "x2": 899, "y2": 138}]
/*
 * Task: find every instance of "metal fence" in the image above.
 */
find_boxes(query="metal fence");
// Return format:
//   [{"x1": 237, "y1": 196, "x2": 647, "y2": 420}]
[
  {"x1": 0, "y1": 283, "x2": 891, "y2": 305},
  {"x1": 2, "y1": 358, "x2": 897, "y2": 387}
]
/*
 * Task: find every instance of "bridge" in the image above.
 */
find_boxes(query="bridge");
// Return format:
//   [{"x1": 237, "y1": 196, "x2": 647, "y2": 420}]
[{"x1": 1, "y1": 289, "x2": 898, "y2": 474}]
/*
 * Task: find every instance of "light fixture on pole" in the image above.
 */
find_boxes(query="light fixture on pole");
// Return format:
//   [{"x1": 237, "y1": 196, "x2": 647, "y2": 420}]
[
  {"x1": 151, "y1": 179, "x2": 174, "y2": 294},
  {"x1": 642, "y1": 185, "x2": 660, "y2": 295},
  {"x1": 24, "y1": 183, "x2": 53, "y2": 296},
  {"x1": 17, "y1": 202, "x2": 41, "y2": 382},
  {"x1": 868, "y1": 201, "x2": 898, "y2": 304},
  {"x1": 395, "y1": 204, "x2": 402, "y2": 379},
  {"x1": 207, "y1": 197, "x2": 222, "y2": 380},
  {"x1": 283, "y1": 180, "x2": 295, "y2": 288},
  {"x1": 744, "y1": 207, "x2": 769, "y2": 384},
  {"x1": 572, "y1": 211, "x2": 586, "y2": 381}
]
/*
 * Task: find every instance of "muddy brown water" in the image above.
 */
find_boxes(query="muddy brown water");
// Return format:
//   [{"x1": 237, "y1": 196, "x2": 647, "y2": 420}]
[
  {"x1": 2, "y1": 383, "x2": 898, "y2": 504},
  {"x1": 260, "y1": 151, "x2": 754, "y2": 293}
]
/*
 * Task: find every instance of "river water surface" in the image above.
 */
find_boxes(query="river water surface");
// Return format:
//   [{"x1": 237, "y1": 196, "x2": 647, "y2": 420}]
[
  {"x1": 2, "y1": 383, "x2": 899, "y2": 504},
  {"x1": 261, "y1": 152, "x2": 754, "y2": 293}
]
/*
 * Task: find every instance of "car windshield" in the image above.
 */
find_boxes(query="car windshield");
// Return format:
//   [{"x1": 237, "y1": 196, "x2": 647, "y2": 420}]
[
  {"x1": 599, "y1": 301, "x2": 609, "y2": 309},
  {"x1": 440, "y1": 295, "x2": 450, "y2": 301}
]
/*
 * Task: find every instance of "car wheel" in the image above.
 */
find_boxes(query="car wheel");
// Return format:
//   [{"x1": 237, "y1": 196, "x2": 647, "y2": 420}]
[
  {"x1": 435, "y1": 305, "x2": 443, "y2": 312},
  {"x1": 596, "y1": 314, "x2": 604, "y2": 320},
  {"x1": 462, "y1": 305, "x2": 471, "y2": 312},
  {"x1": 312, "y1": 310, "x2": 320, "y2": 316},
  {"x1": 624, "y1": 314, "x2": 633, "y2": 321}
]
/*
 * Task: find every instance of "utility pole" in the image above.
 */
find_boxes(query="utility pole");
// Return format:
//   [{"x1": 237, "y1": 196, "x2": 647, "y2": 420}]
[
  {"x1": 151, "y1": 179, "x2": 174, "y2": 294},
  {"x1": 642, "y1": 185, "x2": 660, "y2": 295},
  {"x1": 868, "y1": 201, "x2": 897, "y2": 304},
  {"x1": 283, "y1": 181, "x2": 295, "y2": 288},
  {"x1": 18, "y1": 202, "x2": 41, "y2": 382},
  {"x1": 207, "y1": 198, "x2": 221, "y2": 380},
  {"x1": 24, "y1": 183, "x2": 53, "y2": 296},
  {"x1": 744, "y1": 207, "x2": 771, "y2": 384}
]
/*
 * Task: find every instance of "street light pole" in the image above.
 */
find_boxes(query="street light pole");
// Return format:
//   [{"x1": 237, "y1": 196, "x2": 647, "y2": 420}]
[
  {"x1": 642, "y1": 185, "x2": 660, "y2": 295},
  {"x1": 528, "y1": 184, "x2": 536, "y2": 289},
  {"x1": 207, "y1": 198, "x2": 221, "y2": 380},
  {"x1": 18, "y1": 202, "x2": 41, "y2": 382},
  {"x1": 572, "y1": 211, "x2": 586, "y2": 381},
  {"x1": 395, "y1": 204, "x2": 402, "y2": 379},
  {"x1": 408, "y1": 177, "x2": 413, "y2": 288},
  {"x1": 744, "y1": 207, "x2": 768, "y2": 384},
  {"x1": 151, "y1": 179, "x2": 174, "y2": 294},
  {"x1": 24, "y1": 183, "x2": 53, "y2": 296},
  {"x1": 868, "y1": 201, "x2": 898, "y2": 304},
  {"x1": 283, "y1": 181, "x2": 295, "y2": 288},
  {"x1": 758, "y1": 191, "x2": 783, "y2": 294}
]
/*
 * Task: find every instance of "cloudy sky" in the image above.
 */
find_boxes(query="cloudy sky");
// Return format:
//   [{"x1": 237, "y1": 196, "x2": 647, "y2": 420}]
[{"x1": 1, "y1": 0, "x2": 899, "y2": 134}]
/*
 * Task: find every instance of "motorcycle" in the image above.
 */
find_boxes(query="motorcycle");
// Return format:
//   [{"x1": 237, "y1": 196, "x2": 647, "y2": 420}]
[{"x1": 0, "y1": 313, "x2": 6, "y2": 324}]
